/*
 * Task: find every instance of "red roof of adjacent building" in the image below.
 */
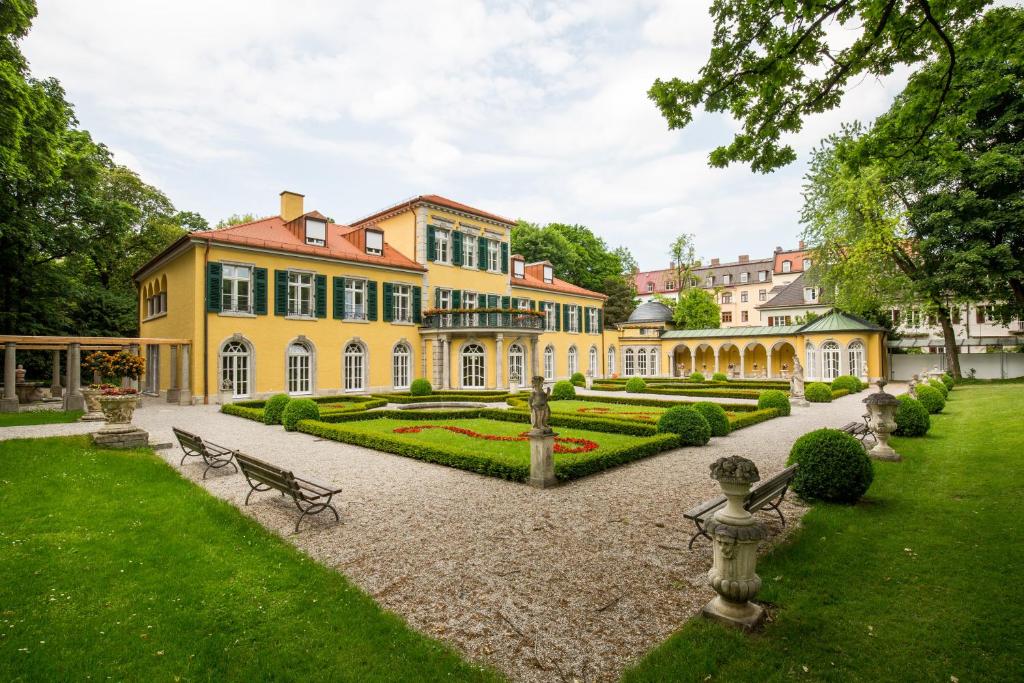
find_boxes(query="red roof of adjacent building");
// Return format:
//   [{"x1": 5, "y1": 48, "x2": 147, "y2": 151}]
[
  {"x1": 773, "y1": 248, "x2": 812, "y2": 275},
  {"x1": 512, "y1": 261, "x2": 606, "y2": 300},
  {"x1": 350, "y1": 194, "x2": 516, "y2": 227}
]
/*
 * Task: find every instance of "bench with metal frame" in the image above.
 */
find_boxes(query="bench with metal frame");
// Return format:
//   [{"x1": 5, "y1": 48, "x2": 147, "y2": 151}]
[
  {"x1": 234, "y1": 451, "x2": 342, "y2": 533},
  {"x1": 839, "y1": 413, "x2": 877, "y2": 447},
  {"x1": 683, "y1": 464, "x2": 798, "y2": 549},
  {"x1": 173, "y1": 427, "x2": 239, "y2": 480}
]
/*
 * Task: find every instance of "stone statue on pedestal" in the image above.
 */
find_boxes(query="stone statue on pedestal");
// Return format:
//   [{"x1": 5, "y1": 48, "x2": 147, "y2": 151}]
[{"x1": 529, "y1": 375, "x2": 553, "y2": 435}]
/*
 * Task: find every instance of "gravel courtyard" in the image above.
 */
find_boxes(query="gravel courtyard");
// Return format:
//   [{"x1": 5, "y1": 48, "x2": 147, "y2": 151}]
[{"x1": 2, "y1": 392, "x2": 884, "y2": 682}]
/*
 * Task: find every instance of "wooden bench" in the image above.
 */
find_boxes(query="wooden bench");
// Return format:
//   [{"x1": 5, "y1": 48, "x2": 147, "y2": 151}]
[
  {"x1": 234, "y1": 451, "x2": 342, "y2": 533},
  {"x1": 683, "y1": 465, "x2": 798, "y2": 549},
  {"x1": 173, "y1": 427, "x2": 239, "y2": 480},
  {"x1": 839, "y1": 413, "x2": 877, "y2": 447}
]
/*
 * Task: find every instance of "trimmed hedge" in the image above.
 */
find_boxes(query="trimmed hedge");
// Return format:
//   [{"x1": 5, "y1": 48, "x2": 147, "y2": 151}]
[
  {"x1": 688, "y1": 372, "x2": 705, "y2": 382},
  {"x1": 691, "y1": 401, "x2": 730, "y2": 437},
  {"x1": 263, "y1": 394, "x2": 291, "y2": 425},
  {"x1": 570, "y1": 372, "x2": 586, "y2": 387},
  {"x1": 509, "y1": 393, "x2": 760, "y2": 413},
  {"x1": 711, "y1": 372, "x2": 728, "y2": 382},
  {"x1": 928, "y1": 378, "x2": 949, "y2": 398},
  {"x1": 831, "y1": 389, "x2": 850, "y2": 400},
  {"x1": 805, "y1": 382, "x2": 833, "y2": 403},
  {"x1": 625, "y1": 377, "x2": 647, "y2": 393},
  {"x1": 554, "y1": 434, "x2": 681, "y2": 480},
  {"x1": 551, "y1": 380, "x2": 577, "y2": 400},
  {"x1": 757, "y1": 389, "x2": 791, "y2": 416},
  {"x1": 728, "y1": 408, "x2": 780, "y2": 430},
  {"x1": 282, "y1": 398, "x2": 320, "y2": 431},
  {"x1": 894, "y1": 395, "x2": 930, "y2": 437},
  {"x1": 941, "y1": 373, "x2": 955, "y2": 391},
  {"x1": 831, "y1": 375, "x2": 862, "y2": 394},
  {"x1": 787, "y1": 428, "x2": 874, "y2": 504},
  {"x1": 915, "y1": 384, "x2": 945, "y2": 414},
  {"x1": 410, "y1": 378, "x2": 433, "y2": 396},
  {"x1": 657, "y1": 406, "x2": 712, "y2": 446},
  {"x1": 372, "y1": 391, "x2": 511, "y2": 404},
  {"x1": 320, "y1": 398, "x2": 387, "y2": 414},
  {"x1": 220, "y1": 403, "x2": 265, "y2": 422},
  {"x1": 644, "y1": 387, "x2": 763, "y2": 400}
]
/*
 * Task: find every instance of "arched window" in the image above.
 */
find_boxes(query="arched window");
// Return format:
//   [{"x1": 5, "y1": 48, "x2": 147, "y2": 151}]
[
  {"x1": 607, "y1": 346, "x2": 616, "y2": 376},
  {"x1": 847, "y1": 340, "x2": 865, "y2": 379},
  {"x1": 221, "y1": 340, "x2": 252, "y2": 399},
  {"x1": 648, "y1": 348, "x2": 658, "y2": 376},
  {"x1": 287, "y1": 341, "x2": 312, "y2": 394},
  {"x1": 568, "y1": 346, "x2": 578, "y2": 375},
  {"x1": 392, "y1": 343, "x2": 411, "y2": 390},
  {"x1": 805, "y1": 342, "x2": 816, "y2": 380},
  {"x1": 589, "y1": 346, "x2": 598, "y2": 375},
  {"x1": 543, "y1": 345, "x2": 555, "y2": 381},
  {"x1": 636, "y1": 348, "x2": 648, "y2": 376},
  {"x1": 822, "y1": 341, "x2": 841, "y2": 381},
  {"x1": 624, "y1": 348, "x2": 635, "y2": 376},
  {"x1": 508, "y1": 343, "x2": 525, "y2": 388},
  {"x1": 462, "y1": 343, "x2": 485, "y2": 388},
  {"x1": 344, "y1": 342, "x2": 365, "y2": 391}
]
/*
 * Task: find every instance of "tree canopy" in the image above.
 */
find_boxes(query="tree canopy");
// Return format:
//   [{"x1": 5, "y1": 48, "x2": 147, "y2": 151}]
[{"x1": 657, "y1": 289, "x2": 721, "y2": 330}]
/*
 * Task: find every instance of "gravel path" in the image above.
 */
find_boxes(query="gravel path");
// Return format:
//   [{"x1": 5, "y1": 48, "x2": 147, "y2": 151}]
[{"x1": 1, "y1": 390, "x2": 889, "y2": 681}]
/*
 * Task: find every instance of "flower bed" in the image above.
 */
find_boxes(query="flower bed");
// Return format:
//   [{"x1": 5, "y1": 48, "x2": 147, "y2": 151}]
[
  {"x1": 392, "y1": 424, "x2": 598, "y2": 453},
  {"x1": 221, "y1": 395, "x2": 386, "y2": 423}
]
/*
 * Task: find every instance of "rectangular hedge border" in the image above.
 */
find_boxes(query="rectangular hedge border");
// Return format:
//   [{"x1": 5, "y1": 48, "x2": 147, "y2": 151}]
[
  {"x1": 510, "y1": 393, "x2": 760, "y2": 413},
  {"x1": 831, "y1": 389, "x2": 850, "y2": 399},
  {"x1": 221, "y1": 403, "x2": 265, "y2": 422},
  {"x1": 642, "y1": 387, "x2": 765, "y2": 399},
  {"x1": 372, "y1": 392, "x2": 513, "y2": 404},
  {"x1": 221, "y1": 397, "x2": 386, "y2": 424},
  {"x1": 728, "y1": 408, "x2": 781, "y2": 430}
]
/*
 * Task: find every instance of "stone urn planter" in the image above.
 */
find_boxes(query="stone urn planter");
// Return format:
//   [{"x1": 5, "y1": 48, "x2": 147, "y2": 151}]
[
  {"x1": 93, "y1": 392, "x2": 148, "y2": 449},
  {"x1": 79, "y1": 386, "x2": 108, "y2": 422},
  {"x1": 98, "y1": 394, "x2": 140, "y2": 425},
  {"x1": 863, "y1": 380, "x2": 900, "y2": 461}
]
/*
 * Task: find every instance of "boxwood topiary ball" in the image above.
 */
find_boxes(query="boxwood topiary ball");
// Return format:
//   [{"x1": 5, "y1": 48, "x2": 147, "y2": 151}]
[
  {"x1": 551, "y1": 380, "x2": 576, "y2": 400},
  {"x1": 831, "y1": 375, "x2": 862, "y2": 394},
  {"x1": 805, "y1": 382, "x2": 833, "y2": 403},
  {"x1": 282, "y1": 398, "x2": 320, "y2": 431},
  {"x1": 657, "y1": 405, "x2": 711, "y2": 446},
  {"x1": 786, "y1": 428, "x2": 874, "y2": 503},
  {"x1": 711, "y1": 372, "x2": 728, "y2": 382},
  {"x1": 691, "y1": 401, "x2": 730, "y2": 437},
  {"x1": 757, "y1": 389, "x2": 791, "y2": 416},
  {"x1": 928, "y1": 378, "x2": 948, "y2": 398},
  {"x1": 625, "y1": 377, "x2": 647, "y2": 393},
  {"x1": 263, "y1": 393, "x2": 291, "y2": 425},
  {"x1": 894, "y1": 395, "x2": 930, "y2": 437},
  {"x1": 410, "y1": 378, "x2": 433, "y2": 396},
  {"x1": 941, "y1": 373, "x2": 954, "y2": 391},
  {"x1": 570, "y1": 372, "x2": 586, "y2": 387},
  {"x1": 688, "y1": 372, "x2": 705, "y2": 382},
  {"x1": 915, "y1": 384, "x2": 945, "y2": 414}
]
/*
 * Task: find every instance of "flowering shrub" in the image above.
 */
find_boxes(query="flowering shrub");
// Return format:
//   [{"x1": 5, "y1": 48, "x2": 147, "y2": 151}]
[
  {"x1": 422, "y1": 307, "x2": 544, "y2": 318},
  {"x1": 393, "y1": 424, "x2": 598, "y2": 453},
  {"x1": 83, "y1": 351, "x2": 145, "y2": 390}
]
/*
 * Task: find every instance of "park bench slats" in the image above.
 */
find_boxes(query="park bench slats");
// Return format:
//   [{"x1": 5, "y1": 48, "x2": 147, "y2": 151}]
[
  {"x1": 840, "y1": 414, "x2": 877, "y2": 447},
  {"x1": 234, "y1": 451, "x2": 342, "y2": 533},
  {"x1": 173, "y1": 427, "x2": 239, "y2": 480},
  {"x1": 683, "y1": 464, "x2": 797, "y2": 549}
]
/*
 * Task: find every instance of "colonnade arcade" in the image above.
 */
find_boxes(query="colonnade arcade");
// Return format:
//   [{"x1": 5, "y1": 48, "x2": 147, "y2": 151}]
[{"x1": 668, "y1": 339, "x2": 799, "y2": 379}]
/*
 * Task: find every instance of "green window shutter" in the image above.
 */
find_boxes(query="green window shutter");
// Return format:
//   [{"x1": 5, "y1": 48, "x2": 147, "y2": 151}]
[
  {"x1": 206, "y1": 262, "x2": 222, "y2": 313},
  {"x1": 333, "y1": 277, "x2": 345, "y2": 319},
  {"x1": 315, "y1": 274, "x2": 327, "y2": 318},
  {"x1": 487, "y1": 294, "x2": 498, "y2": 326},
  {"x1": 412, "y1": 286, "x2": 422, "y2": 323},
  {"x1": 452, "y1": 231, "x2": 463, "y2": 267},
  {"x1": 274, "y1": 270, "x2": 288, "y2": 316},
  {"x1": 598, "y1": 308, "x2": 604, "y2": 332},
  {"x1": 435, "y1": 287, "x2": 442, "y2": 307},
  {"x1": 555, "y1": 303, "x2": 562, "y2": 331},
  {"x1": 530, "y1": 299, "x2": 537, "y2": 310},
  {"x1": 366, "y1": 281, "x2": 378, "y2": 321},
  {"x1": 584, "y1": 307, "x2": 591, "y2": 334},
  {"x1": 478, "y1": 237, "x2": 488, "y2": 271},
  {"x1": 501, "y1": 295, "x2": 510, "y2": 309},
  {"x1": 452, "y1": 289, "x2": 461, "y2": 308},
  {"x1": 253, "y1": 267, "x2": 267, "y2": 315},
  {"x1": 426, "y1": 227, "x2": 436, "y2": 262},
  {"x1": 500, "y1": 242, "x2": 509, "y2": 274},
  {"x1": 383, "y1": 282, "x2": 394, "y2": 323}
]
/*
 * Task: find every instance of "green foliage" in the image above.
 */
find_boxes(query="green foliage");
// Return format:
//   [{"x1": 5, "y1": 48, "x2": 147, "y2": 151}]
[
  {"x1": 928, "y1": 379, "x2": 949, "y2": 399},
  {"x1": 625, "y1": 377, "x2": 647, "y2": 393},
  {"x1": 601, "y1": 274, "x2": 640, "y2": 327},
  {"x1": 220, "y1": 403, "x2": 265, "y2": 422},
  {"x1": 263, "y1": 394, "x2": 290, "y2": 425},
  {"x1": 656, "y1": 406, "x2": 712, "y2": 446},
  {"x1": 371, "y1": 391, "x2": 510, "y2": 404},
  {"x1": 688, "y1": 372, "x2": 705, "y2": 382},
  {"x1": 551, "y1": 380, "x2": 577, "y2": 400},
  {"x1": 215, "y1": 213, "x2": 259, "y2": 229},
  {"x1": 644, "y1": 387, "x2": 763, "y2": 400},
  {"x1": 728, "y1": 408, "x2": 781, "y2": 431},
  {"x1": 671, "y1": 287, "x2": 720, "y2": 329},
  {"x1": 711, "y1": 372, "x2": 728, "y2": 382},
  {"x1": 787, "y1": 429, "x2": 874, "y2": 504},
  {"x1": 570, "y1": 372, "x2": 586, "y2": 387},
  {"x1": 805, "y1": 382, "x2": 833, "y2": 403},
  {"x1": 915, "y1": 384, "x2": 945, "y2": 414},
  {"x1": 409, "y1": 378, "x2": 433, "y2": 396},
  {"x1": 894, "y1": 395, "x2": 931, "y2": 437},
  {"x1": 282, "y1": 398, "x2": 320, "y2": 431},
  {"x1": 691, "y1": 402, "x2": 730, "y2": 437},
  {"x1": 831, "y1": 375, "x2": 863, "y2": 394},
  {"x1": 941, "y1": 373, "x2": 955, "y2": 391},
  {"x1": 757, "y1": 389, "x2": 792, "y2": 417}
]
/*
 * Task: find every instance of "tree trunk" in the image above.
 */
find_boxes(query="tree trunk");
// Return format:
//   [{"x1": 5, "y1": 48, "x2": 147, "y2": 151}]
[{"x1": 936, "y1": 305, "x2": 961, "y2": 379}]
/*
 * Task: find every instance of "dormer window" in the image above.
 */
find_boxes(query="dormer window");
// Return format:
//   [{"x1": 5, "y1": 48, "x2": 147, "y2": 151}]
[
  {"x1": 305, "y1": 218, "x2": 326, "y2": 246},
  {"x1": 723, "y1": 274, "x2": 731, "y2": 285},
  {"x1": 803, "y1": 258, "x2": 811, "y2": 270},
  {"x1": 513, "y1": 259, "x2": 525, "y2": 279},
  {"x1": 543, "y1": 265, "x2": 553, "y2": 283},
  {"x1": 782, "y1": 260, "x2": 792, "y2": 273},
  {"x1": 365, "y1": 229, "x2": 383, "y2": 256},
  {"x1": 707, "y1": 276, "x2": 714, "y2": 286},
  {"x1": 804, "y1": 287, "x2": 818, "y2": 303},
  {"x1": 740, "y1": 272, "x2": 748, "y2": 284}
]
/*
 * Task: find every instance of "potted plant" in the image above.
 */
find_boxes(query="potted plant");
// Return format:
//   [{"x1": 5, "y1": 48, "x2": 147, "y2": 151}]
[{"x1": 82, "y1": 351, "x2": 145, "y2": 425}]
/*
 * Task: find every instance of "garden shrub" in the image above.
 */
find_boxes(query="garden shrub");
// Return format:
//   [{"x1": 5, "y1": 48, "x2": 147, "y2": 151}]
[
  {"x1": 728, "y1": 408, "x2": 781, "y2": 430},
  {"x1": 691, "y1": 401, "x2": 730, "y2": 437},
  {"x1": 941, "y1": 373, "x2": 954, "y2": 391},
  {"x1": 915, "y1": 384, "x2": 945, "y2": 414},
  {"x1": 625, "y1": 377, "x2": 647, "y2": 393},
  {"x1": 263, "y1": 393, "x2": 291, "y2": 425},
  {"x1": 282, "y1": 398, "x2": 320, "y2": 431},
  {"x1": 831, "y1": 375, "x2": 862, "y2": 394},
  {"x1": 409, "y1": 378, "x2": 433, "y2": 396},
  {"x1": 928, "y1": 378, "x2": 949, "y2": 398},
  {"x1": 757, "y1": 389, "x2": 791, "y2": 416},
  {"x1": 688, "y1": 372, "x2": 705, "y2": 382},
  {"x1": 570, "y1": 372, "x2": 586, "y2": 387},
  {"x1": 805, "y1": 382, "x2": 833, "y2": 403},
  {"x1": 551, "y1": 380, "x2": 577, "y2": 400},
  {"x1": 894, "y1": 395, "x2": 930, "y2": 437},
  {"x1": 711, "y1": 372, "x2": 728, "y2": 382},
  {"x1": 786, "y1": 428, "x2": 874, "y2": 503},
  {"x1": 221, "y1": 403, "x2": 265, "y2": 422},
  {"x1": 656, "y1": 406, "x2": 711, "y2": 446}
]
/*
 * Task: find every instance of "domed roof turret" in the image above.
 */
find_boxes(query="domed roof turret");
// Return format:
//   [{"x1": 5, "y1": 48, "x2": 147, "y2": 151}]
[{"x1": 627, "y1": 301, "x2": 674, "y2": 324}]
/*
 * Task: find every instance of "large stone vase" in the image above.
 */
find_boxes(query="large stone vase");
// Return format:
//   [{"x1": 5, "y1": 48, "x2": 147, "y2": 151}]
[
  {"x1": 79, "y1": 387, "x2": 107, "y2": 422},
  {"x1": 98, "y1": 395, "x2": 139, "y2": 425},
  {"x1": 93, "y1": 395, "x2": 148, "y2": 449}
]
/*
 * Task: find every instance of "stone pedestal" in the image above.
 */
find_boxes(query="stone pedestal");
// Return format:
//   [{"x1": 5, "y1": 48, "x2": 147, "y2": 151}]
[
  {"x1": 864, "y1": 381, "x2": 900, "y2": 461},
  {"x1": 528, "y1": 430, "x2": 557, "y2": 488},
  {"x1": 92, "y1": 425, "x2": 150, "y2": 449},
  {"x1": 79, "y1": 388, "x2": 107, "y2": 422},
  {"x1": 789, "y1": 396, "x2": 809, "y2": 408}
]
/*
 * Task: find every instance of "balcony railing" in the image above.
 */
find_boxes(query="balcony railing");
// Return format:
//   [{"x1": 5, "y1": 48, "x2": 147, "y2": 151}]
[{"x1": 421, "y1": 309, "x2": 545, "y2": 331}]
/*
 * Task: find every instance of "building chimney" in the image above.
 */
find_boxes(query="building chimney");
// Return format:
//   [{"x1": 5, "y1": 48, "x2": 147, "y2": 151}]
[
  {"x1": 738, "y1": 254, "x2": 749, "y2": 263},
  {"x1": 798, "y1": 240, "x2": 805, "y2": 250},
  {"x1": 711, "y1": 258, "x2": 720, "y2": 266},
  {"x1": 280, "y1": 191, "x2": 305, "y2": 222},
  {"x1": 775, "y1": 246, "x2": 783, "y2": 253}
]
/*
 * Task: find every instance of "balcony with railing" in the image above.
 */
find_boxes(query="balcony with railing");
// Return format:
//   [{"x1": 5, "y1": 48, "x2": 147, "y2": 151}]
[{"x1": 421, "y1": 308, "x2": 545, "y2": 332}]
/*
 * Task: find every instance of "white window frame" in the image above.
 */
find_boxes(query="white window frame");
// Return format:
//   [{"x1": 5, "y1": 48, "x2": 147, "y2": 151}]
[
  {"x1": 740, "y1": 272, "x2": 749, "y2": 284},
  {"x1": 222, "y1": 264, "x2": 252, "y2": 313},
  {"x1": 512, "y1": 259, "x2": 524, "y2": 278},
  {"x1": 487, "y1": 240, "x2": 500, "y2": 272},
  {"x1": 392, "y1": 343, "x2": 411, "y2": 389},
  {"x1": 648, "y1": 348, "x2": 658, "y2": 376},
  {"x1": 462, "y1": 343, "x2": 486, "y2": 388},
  {"x1": 782, "y1": 260, "x2": 792, "y2": 273},
  {"x1": 305, "y1": 218, "x2": 326, "y2": 246},
  {"x1": 822, "y1": 341, "x2": 841, "y2": 381},
  {"x1": 463, "y1": 291, "x2": 478, "y2": 327},
  {"x1": 287, "y1": 271, "x2": 314, "y2": 317},
  {"x1": 434, "y1": 228, "x2": 451, "y2": 263},
  {"x1": 221, "y1": 340, "x2": 251, "y2": 399},
  {"x1": 568, "y1": 305, "x2": 579, "y2": 333},
  {"x1": 607, "y1": 347, "x2": 616, "y2": 375},
  {"x1": 464, "y1": 233, "x2": 477, "y2": 268},
  {"x1": 365, "y1": 229, "x2": 383, "y2": 256},
  {"x1": 804, "y1": 287, "x2": 818, "y2": 303},
  {"x1": 759, "y1": 270, "x2": 768, "y2": 282},
  {"x1": 344, "y1": 342, "x2": 365, "y2": 392},
  {"x1": 588, "y1": 308, "x2": 598, "y2": 333},
  {"x1": 543, "y1": 265, "x2": 553, "y2": 283},
  {"x1": 345, "y1": 278, "x2": 367, "y2": 320},
  {"x1": 393, "y1": 284, "x2": 411, "y2": 323},
  {"x1": 543, "y1": 346, "x2": 554, "y2": 381},
  {"x1": 286, "y1": 342, "x2": 312, "y2": 395},
  {"x1": 723, "y1": 274, "x2": 732, "y2": 285},
  {"x1": 637, "y1": 348, "x2": 648, "y2": 376},
  {"x1": 508, "y1": 343, "x2": 525, "y2": 387},
  {"x1": 740, "y1": 291, "x2": 748, "y2": 303},
  {"x1": 544, "y1": 303, "x2": 556, "y2": 331},
  {"x1": 848, "y1": 341, "x2": 865, "y2": 378},
  {"x1": 589, "y1": 346, "x2": 598, "y2": 373},
  {"x1": 568, "y1": 346, "x2": 578, "y2": 375},
  {"x1": 647, "y1": 282, "x2": 655, "y2": 292},
  {"x1": 624, "y1": 348, "x2": 635, "y2": 376},
  {"x1": 759, "y1": 289, "x2": 767, "y2": 302}
]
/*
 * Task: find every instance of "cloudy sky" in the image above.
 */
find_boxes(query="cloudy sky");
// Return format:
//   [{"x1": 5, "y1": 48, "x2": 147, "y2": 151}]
[{"x1": 24, "y1": 0, "x2": 911, "y2": 271}]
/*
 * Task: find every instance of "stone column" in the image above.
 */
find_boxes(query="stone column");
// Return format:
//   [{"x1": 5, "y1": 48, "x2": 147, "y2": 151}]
[
  {"x1": 765, "y1": 351, "x2": 773, "y2": 379},
  {"x1": 495, "y1": 334, "x2": 504, "y2": 390},
  {"x1": 529, "y1": 336, "x2": 538, "y2": 379},
  {"x1": 702, "y1": 456, "x2": 767, "y2": 631},
  {"x1": 131, "y1": 343, "x2": 142, "y2": 392},
  {"x1": 166, "y1": 345, "x2": 180, "y2": 403},
  {"x1": 65, "y1": 342, "x2": 85, "y2": 412},
  {"x1": 440, "y1": 336, "x2": 450, "y2": 390},
  {"x1": 713, "y1": 350, "x2": 720, "y2": 375},
  {"x1": 1, "y1": 343, "x2": 18, "y2": 412},
  {"x1": 421, "y1": 338, "x2": 429, "y2": 384},
  {"x1": 178, "y1": 344, "x2": 192, "y2": 405},
  {"x1": 668, "y1": 352, "x2": 675, "y2": 378},
  {"x1": 738, "y1": 350, "x2": 746, "y2": 379},
  {"x1": 50, "y1": 350, "x2": 63, "y2": 398}
]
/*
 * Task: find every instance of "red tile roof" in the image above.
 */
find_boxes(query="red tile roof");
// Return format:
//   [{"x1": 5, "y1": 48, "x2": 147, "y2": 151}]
[
  {"x1": 350, "y1": 194, "x2": 516, "y2": 227},
  {"x1": 512, "y1": 270, "x2": 607, "y2": 300},
  {"x1": 773, "y1": 248, "x2": 811, "y2": 275}
]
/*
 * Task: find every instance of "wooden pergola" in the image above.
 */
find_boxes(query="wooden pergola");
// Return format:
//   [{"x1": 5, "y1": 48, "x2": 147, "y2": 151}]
[{"x1": 0, "y1": 335, "x2": 192, "y2": 413}]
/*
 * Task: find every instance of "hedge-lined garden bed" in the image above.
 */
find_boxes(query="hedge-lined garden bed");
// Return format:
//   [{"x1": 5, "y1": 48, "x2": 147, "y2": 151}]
[
  {"x1": 371, "y1": 391, "x2": 513, "y2": 404},
  {"x1": 221, "y1": 395, "x2": 387, "y2": 423}
]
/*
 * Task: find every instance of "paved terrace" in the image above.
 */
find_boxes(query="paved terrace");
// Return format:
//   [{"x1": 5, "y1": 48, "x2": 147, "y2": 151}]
[{"x1": 0, "y1": 391, "x2": 891, "y2": 682}]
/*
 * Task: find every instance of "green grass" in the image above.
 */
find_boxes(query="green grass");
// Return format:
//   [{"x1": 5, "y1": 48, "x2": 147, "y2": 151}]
[
  {"x1": 0, "y1": 436, "x2": 497, "y2": 682},
  {"x1": 549, "y1": 399, "x2": 669, "y2": 422},
  {"x1": 625, "y1": 384, "x2": 1024, "y2": 682},
  {"x1": 0, "y1": 410, "x2": 82, "y2": 427}
]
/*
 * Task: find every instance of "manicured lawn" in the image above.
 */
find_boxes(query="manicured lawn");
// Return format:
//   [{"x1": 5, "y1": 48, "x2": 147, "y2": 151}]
[
  {"x1": 625, "y1": 384, "x2": 1024, "y2": 682},
  {"x1": 0, "y1": 436, "x2": 497, "y2": 682},
  {"x1": 0, "y1": 410, "x2": 82, "y2": 427},
  {"x1": 549, "y1": 399, "x2": 668, "y2": 422}
]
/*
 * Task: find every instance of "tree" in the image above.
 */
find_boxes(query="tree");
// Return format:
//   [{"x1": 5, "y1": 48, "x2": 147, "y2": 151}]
[
  {"x1": 648, "y1": 0, "x2": 990, "y2": 172},
  {"x1": 668, "y1": 233, "x2": 698, "y2": 292},
  {"x1": 658, "y1": 288, "x2": 720, "y2": 330},
  {"x1": 601, "y1": 275, "x2": 638, "y2": 327},
  {"x1": 613, "y1": 246, "x2": 638, "y2": 277},
  {"x1": 215, "y1": 213, "x2": 258, "y2": 229}
]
